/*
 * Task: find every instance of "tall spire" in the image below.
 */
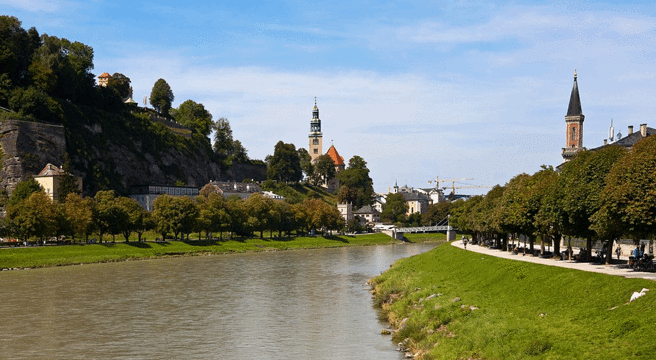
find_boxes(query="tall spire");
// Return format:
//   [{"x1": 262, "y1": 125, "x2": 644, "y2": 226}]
[{"x1": 566, "y1": 69, "x2": 582, "y2": 117}]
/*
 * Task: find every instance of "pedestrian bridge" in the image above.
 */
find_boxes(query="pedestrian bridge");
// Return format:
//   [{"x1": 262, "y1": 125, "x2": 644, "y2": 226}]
[{"x1": 396, "y1": 225, "x2": 455, "y2": 233}]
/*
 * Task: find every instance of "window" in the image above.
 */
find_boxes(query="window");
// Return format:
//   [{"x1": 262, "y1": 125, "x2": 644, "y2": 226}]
[
  {"x1": 314, "y1": 149, "x2": 318, "y2": 154},
  {"x1": 313, "y1": 138, "x2": 319, "y2": 145}
]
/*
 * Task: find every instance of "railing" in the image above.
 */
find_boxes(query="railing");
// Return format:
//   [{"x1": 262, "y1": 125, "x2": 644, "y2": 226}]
[{"x1": 396, "y1": 225, "x2": 455, "y2": 233}]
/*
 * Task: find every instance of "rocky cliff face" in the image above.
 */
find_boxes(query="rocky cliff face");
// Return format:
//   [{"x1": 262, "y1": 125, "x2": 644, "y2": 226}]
[
  {"x1": 0, "y1": 118, "x2": 266, "y2": 196},
  {"x1": 0, "y1": 120, "x2": 67, "y2": 194}
]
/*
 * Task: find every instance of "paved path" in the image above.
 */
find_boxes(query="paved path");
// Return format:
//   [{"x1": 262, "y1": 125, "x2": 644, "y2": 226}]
[{"x1": 451, "y1": 240, "x2": 656, "y2": 281}]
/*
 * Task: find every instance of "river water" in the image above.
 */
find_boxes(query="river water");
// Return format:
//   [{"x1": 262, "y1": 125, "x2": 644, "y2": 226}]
[{"x1": 0, "y1": 243, "x2": 436, "y2": 359}]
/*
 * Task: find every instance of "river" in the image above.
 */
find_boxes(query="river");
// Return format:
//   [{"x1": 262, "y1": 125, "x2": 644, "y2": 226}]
[{"x1": 0, "y1": 243, "x2": 437, "y2": 359}]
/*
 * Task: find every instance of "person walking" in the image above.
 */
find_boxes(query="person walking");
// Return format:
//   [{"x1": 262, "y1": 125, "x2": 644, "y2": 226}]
[{"x1": 615, "y1": 245, "x2": 622, "y2": 260}]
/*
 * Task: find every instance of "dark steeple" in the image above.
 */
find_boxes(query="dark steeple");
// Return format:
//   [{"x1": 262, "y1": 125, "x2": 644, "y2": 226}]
[{"x1": 566, "y1": 70, "x2": 582, "y2": 117}]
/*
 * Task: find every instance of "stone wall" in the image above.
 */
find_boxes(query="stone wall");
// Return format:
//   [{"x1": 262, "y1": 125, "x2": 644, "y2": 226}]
[{"x1": 0, "y1": 120, "x2": 66, "y2": 195}]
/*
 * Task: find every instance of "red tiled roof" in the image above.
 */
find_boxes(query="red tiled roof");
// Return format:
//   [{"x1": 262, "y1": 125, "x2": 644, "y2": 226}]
[
  {"x1": 326, "y1": 145, "x2": 345, "y2": 166},
  {"x1": 98, "y1": 72, "x2": 111, "y2": 78}
]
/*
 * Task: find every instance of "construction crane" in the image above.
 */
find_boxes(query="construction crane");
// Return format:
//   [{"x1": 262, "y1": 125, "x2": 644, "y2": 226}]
[
  {"x1": 427, "y1": 176, "x2": 473, "y2": 187},
  {"x1": 442, "y1": 182, "x2": 492, "y2": 196}
]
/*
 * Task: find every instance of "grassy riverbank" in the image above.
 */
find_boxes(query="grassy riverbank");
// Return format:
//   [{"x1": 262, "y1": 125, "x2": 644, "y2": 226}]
[
  {"x1": 0, "y1": 232, "x2": 444, "y2": 269},
  {"x1": 370, "y1": 242, "x2": 656, "y2": 359}
]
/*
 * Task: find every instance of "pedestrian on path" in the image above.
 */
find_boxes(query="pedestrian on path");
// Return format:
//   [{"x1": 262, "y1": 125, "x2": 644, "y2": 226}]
[{"x1": 615, "y1": 245, "x2": 622, "y2": 260}]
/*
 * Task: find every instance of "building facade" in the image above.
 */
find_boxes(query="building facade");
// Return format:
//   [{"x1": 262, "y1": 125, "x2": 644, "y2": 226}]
[
  {"x1": 130, "y1": 185, "x2": 200, "y2": 211},
  {"x1": 33, "y1": 163, "x2": 83, "y2": 201},
  {"x1": 562, "y1": 70, "x2": 586, "y2": 162},
  {"x1": 309, "y1": 98, "x2": 323, "y2": 162}
]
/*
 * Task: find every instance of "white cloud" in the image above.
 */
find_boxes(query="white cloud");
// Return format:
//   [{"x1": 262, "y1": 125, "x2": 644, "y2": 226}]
[{"x1": 0, "y1": 0, "x2": 69, "y2": 13}]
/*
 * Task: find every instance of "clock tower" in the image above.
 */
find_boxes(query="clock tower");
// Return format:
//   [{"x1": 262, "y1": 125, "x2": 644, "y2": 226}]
[
  {"x1": 309, "y1": 97, "x2": 323, "y2": 162},
  {"x1": 562, "y1": 70, "x2": 585, "y2": 162}
]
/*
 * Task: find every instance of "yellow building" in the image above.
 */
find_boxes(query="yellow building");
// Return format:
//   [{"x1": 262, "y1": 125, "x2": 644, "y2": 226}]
[{"x1": 34, "y1": 163, "x2": 83, "y2": 201}]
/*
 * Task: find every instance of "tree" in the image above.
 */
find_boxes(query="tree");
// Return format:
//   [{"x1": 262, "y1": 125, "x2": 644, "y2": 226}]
[
  {"x1": 297, "y1": 148, "x2": 313, "y2": 180},
  {"x1": 173, "y1": 99, "x2": 213, "y2": 137},
  {"x1": 57, "y1": 153, "x2": 81, "y2": 202},
  {"x1": 303, "y1": 198, "x2": 343, "y2": 234},
  {"x1": 7, "y1": 178, "x2": 44, "y2": 207},
  {"x1": 267, "y1": 141, "x2": 302, "y2": 183},
  {"x1": 9, "y1": 86, "x2": 63, "y2": 122},
  {"x1": 337, "y1": 155, "x2": 374, "y2": 209},
  {"x1": 311, "y1": 154, "x2": 336, "y2": 186},
  {"x1": 63, "y1": 193, "x2": 94, "y2": 243},
  {"x1": 94, "y1": 190, "x2": 128, "y2": 243},
  {"x1": 107, "y1": 73, "x2": 132, "y2": 100},
  {"x1": 0, "y1": 16, "x2": 40, "y2": 89},
  {"x1": 116, "y1": 196, "x2": 147, "y2": 242},
  {"x1": 213, "y1": 117, "x2": 234, "y2": 159},
  {"x1": 421, "y1": 201, "x2": 452, "y2": 226},
  {"x1": 152, "y1": 194, "x2": 175, "y2": 240},
  {"x1": 381, "y1": 193, "x2": 408, "y2": 225},
  {"x1": 150, "y1": 78, "x2": 174, "y2": 116},
  {"x1": 593, "y1": 136, "x2": 656, "y2": 262},
  {"x1": 7, "y1": 191, "x2": 57, "y2": 242},
  {"x1": 559, "y1": 146, "x2": 627, "y2": 259}
]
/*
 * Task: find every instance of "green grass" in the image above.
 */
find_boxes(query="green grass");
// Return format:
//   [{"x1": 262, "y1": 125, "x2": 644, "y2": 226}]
[
  {"x1": 370, "y1": 242, "x2": 656, "y2": 360},
  {"x1": 0, "y1": 232, "x2": 444, "y2": 269}
]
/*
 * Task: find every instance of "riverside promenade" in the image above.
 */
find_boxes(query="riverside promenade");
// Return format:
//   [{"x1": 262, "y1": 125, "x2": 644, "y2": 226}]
[{"x1": 451, "y1": 240, "x2": 656, "y2": 281}]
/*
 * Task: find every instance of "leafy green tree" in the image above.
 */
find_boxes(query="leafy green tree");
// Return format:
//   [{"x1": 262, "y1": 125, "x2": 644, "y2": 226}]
[
  {"x1": 9, "y1": 86, "x2": 63, "y2": 122},
  {"x1": 7, "y1": 191, "x2": 57, "y2": 242},
  {"x1": 267, "y1": 141, "x2": 302, "y2": 183},
  {"x1": 245, "y1": 193, "x2": 275, "y2": 238},
  {"x1": 559, "y1": 146, "x2": 627, "y2": 259},
  {"x1": 593, "y1": 136, "x2": 656, "y2": 261},
  {"x1": 196, "y1": 193, "x2": 231, "y2": 240},
  {"x1": 107, "y1": 73, "x2": 132, "y2": 100},
  {"x1": 7, "y1": 178, "x2": 44, "y2": 207},
  {"x1": 311, "y1": 154, "x2": 336, "y2": 186},
  {"x1": 381, "y1": 193, "x2": 408, "y2": 225},
  {"x1": 63, "y1": 193, "x2": 94, "y2": 243},
  {"x1": 150, "y1": 78, "x2": 174, "y2": 116},
  {"x1": 0, "y1": 16, "x2": 40, "y2": 89},
  {"x1": 421, "y1": 201, "x2": 452, "y2": 226},
  {"x1": 152, "y1": 194, "x2": 175, "y2": 240},
  {"x1": 57, "y1": 154, "x2": 81, "y2": 202},
  {"x1": 116, "y1": 196, "x2": 147, "y2": 242},
  {"x1": 94, "y1": 190, "x2": 128, "y2": 243},
  {"x1": 173, "y1": 99, "x2": 213, "y2": 137},
  {"x1": 303, "y1": 198, "x2": 343, "y2": 234},
  {"x1": 297, "y1": 148, "x2": 313, "y2": 180},
  {"x1": 337, "y1": 155, "x2": 374, "y2": 209}
]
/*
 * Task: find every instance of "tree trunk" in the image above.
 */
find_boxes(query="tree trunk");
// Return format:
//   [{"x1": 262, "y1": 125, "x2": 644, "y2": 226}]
[
  {"x1": 553, "y1": 234, "x2": 561, "y2": 258},
  {"x1": 529, "y1": 236, "x2": 535, "y2": 253},
  {"x1": 587, "y1": 237, "x2": 593, "y2": 261},
  {"x1": 605, "y1": 239, "x2": 614, "y2": 265}
]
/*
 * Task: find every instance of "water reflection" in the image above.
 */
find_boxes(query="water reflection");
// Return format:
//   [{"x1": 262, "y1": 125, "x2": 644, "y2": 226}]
[{"x1": 0, "y1": 243, "x2": 436, "y2": 359}]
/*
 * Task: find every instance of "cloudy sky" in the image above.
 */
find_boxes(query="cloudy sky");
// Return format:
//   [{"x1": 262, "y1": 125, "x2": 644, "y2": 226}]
[{"x1": 4, "y1": 0, "x2": 656, "y2": 194}]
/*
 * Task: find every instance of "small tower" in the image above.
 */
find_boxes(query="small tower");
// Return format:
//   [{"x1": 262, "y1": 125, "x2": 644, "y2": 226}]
[
  {"x1": 98, "y1": 72, "x2": 111, "y2": 87},
  {"x1": 308, "y1": 97, "x2": 323, "y2": 162},
  {"x1": 562, "y1": 70, "x2": 585, "y2": 161}
]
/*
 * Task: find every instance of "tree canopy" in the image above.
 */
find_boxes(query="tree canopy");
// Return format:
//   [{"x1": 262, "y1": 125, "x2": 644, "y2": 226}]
[
  {"x1": 336, "y1": 155, "x2": 374, "y2": 209},
  {"x1": 150, "y1": 78, "x2": 174, "y2": 116},
  {"x1": 267, "y1": 141, "x2": 303, "y2": 183},
  {"x1": 173, "y1": 99, "x2": 213, "y2": 138}
]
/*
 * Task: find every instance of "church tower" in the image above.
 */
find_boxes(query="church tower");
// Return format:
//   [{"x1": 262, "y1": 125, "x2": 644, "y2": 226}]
[
  {"x1": 309, "y1": 97, "x2": 323, "y2": 162},
  {"x1": 562, "y1": 70, "x2": 585, "y2": 162}
]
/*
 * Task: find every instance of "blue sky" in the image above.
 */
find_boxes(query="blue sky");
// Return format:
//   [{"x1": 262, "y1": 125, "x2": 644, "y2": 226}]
[{"x1": 4, "y1": 0, "x2": 656, "y2": 194}]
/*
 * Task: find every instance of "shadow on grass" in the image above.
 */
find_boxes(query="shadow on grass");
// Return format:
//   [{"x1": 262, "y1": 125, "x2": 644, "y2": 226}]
[
  {"x1": 125, "y1": 242, "x2": 153, "y2": 248},
  {"x1": 182, "y1": 239, "x2": 224, "y2": 247},
  {"x1": 323, "y1": 235, "x2": 349, "y2": 243}
]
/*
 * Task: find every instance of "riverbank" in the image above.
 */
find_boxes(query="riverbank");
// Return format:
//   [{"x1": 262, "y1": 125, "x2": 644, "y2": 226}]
[
  {"x1": 369, "y1": 242, "x2": 656, "y2": 359},
  {"x1": 0, "y1": 232, "x2": 445, "y2": 270}
]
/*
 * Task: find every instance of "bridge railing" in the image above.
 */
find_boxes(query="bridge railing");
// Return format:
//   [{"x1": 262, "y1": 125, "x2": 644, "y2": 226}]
[{"x1": 395, "y1": 225, "x2": 455, "y2": 233}]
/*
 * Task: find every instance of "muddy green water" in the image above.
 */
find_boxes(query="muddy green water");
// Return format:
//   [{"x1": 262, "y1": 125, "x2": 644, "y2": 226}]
[{"x1": 0, "y1": 243, "x2": 436, "y2": 359}]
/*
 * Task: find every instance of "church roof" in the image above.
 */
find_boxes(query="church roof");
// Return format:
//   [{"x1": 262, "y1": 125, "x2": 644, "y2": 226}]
[
  {"x1": 36, "y1": 163, "x2": 66, "y2": 177},
  {"x1": 566, "y1": 72, "x2": 582, "y2": 117},
  {"x1": 326, "y1": 145, "x2": 345, "y2": 166},
  {"x1": 595, "y1": 127, "x2": 656, "y2": 150},
  {"x1": 98, "y1": 72, "x2": 111, "y2": 78}
]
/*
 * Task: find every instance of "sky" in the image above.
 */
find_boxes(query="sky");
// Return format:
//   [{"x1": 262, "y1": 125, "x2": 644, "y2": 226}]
[{"x1": 4, "y1": 0, "x2": 656, "y2": 194}]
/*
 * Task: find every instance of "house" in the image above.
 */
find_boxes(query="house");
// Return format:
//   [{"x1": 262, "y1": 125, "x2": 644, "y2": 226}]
[
  {"x1": 337, "y1": 203, "x2": 353, "y2": 223},
  {"x1": 98, "y1": 72, "x2": 111, "y2": 87},
  {"x1": 130, "y1": 184, "x2": 199, "y2": 211},
  {"x1": 354, "y1": 205, "x2": 380, "y2": 225},
  {"x1": 33, "y1": 163, "x2": 83, "y2": 201},
  {"x1": 387, "y1": 182, "x2": 433, "y2": 215}
]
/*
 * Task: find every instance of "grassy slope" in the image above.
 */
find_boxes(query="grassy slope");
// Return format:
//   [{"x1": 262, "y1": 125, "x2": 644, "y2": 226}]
[
  {"x1": 370, "y1": 242, "x2": 656, "y2": 360},
  {"x1": 0, "y1": 233, "x2": 442, "y2": 269}
]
